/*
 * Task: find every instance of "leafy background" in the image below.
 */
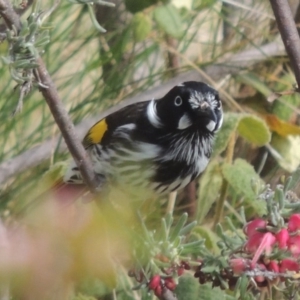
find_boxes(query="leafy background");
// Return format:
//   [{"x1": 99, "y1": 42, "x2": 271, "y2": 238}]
[{"x1": 1, "y1": 0, "x2": 300, "y2": 299}]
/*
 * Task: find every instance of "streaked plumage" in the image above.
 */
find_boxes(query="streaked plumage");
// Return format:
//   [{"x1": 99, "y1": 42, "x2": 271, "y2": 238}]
[{"x1": 64, "y1": 81, "x2": 223, "y2": 195}]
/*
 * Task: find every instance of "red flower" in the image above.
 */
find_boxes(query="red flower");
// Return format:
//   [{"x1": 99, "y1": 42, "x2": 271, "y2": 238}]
[
  {"x1": 288, "y1": 214, "x2": 300, "y2": 232},
  {"x1": 267, "y1": 260, "x2": 279, "y2": 273},
  {"x1": 154, "y1": 284, "x2": 162, "y2": 298},
  {"x1": 245, "y1": 232, "x2": 265, "y2": 253},
  {"x1": 280, "y1": 259, "x2": 300, "y2": 272},
  {"x1": 229, "y1": 258, "x2": 248, "y2": 275},
  {"x1": 244, "y1": 219, "x2": 267, "y2": 237},
  {"x1": 287, "y1": 235, "x2": 300, "y2": 257},
  {"x1": 275, "y1": 228, "x2": 289, "y2": 249},
  {"x1": 148, "y1": 275, "x2": 161, "y2": 290},
  {"x1": 164, "y1": 277, "x2": 176, "y2": 291},
  {"x1": 249, "y1": 232, "x2": 276, "y2": 268}
]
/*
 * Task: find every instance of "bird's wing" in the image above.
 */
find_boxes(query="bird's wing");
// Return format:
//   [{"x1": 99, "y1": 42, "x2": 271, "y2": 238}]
[{"x1": 82, "y1": 101, "x2": 149, "y2": 149}]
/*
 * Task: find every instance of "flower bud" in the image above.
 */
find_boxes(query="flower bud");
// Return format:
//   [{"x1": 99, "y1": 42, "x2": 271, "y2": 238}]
[
  {"x1": 287, "y1": 235, "x2": 300, "y2": 257},
  {"x1": 267, "y1": 260, "x2": 279, "y2": 273},
  {"x1": 275, "y1": 228, "x2": 289, "y2": 249},
  {"x1": 244, "y1": 219, "x2": 267, "y2": 237},
  {"x1": 148, "y1": 275, "x2": 161, "y2": 290},
  {"x1": 164, "y1": 277, "x2": 176, "y2": 291},
  {"x1": 181, "y1": 261, "x2": 191, "y2": 270},
  {"x1": 154, "y1": 284, "x2": 162, "y2": 298},
  {"x1": 229, "y1": 258, "x2": 248, "y2": 275},
  {"x1": 280, "y1": 259, "x2": 300, "y2": 272},
  {"x1": 177, "y1": 267, "x2": 184, "y2": 276},
  {"x1": 245, "y1": 232, "x2": 265, "y2": 253},
  {"x1": 288, "y1": 214, "x2": 300, "y2": 232}
]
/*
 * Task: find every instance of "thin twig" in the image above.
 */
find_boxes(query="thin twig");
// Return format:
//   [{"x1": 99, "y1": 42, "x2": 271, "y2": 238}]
[
  {"x1": 0, "y1": 0, "x2": 99, "y2": 192},
  {"x1": 269, "y1": 0, "x2": 300, "y2": 90}
]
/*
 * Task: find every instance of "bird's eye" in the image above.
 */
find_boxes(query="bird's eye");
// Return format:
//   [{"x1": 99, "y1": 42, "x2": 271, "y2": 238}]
[{"x1": 174, "y1": 96, "x2": 182, "y2": 106}]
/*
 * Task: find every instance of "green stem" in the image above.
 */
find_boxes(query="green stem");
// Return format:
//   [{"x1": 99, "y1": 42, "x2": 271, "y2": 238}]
[{"x1": 213, "y1": 132, "x2": 236, "y2": 229}]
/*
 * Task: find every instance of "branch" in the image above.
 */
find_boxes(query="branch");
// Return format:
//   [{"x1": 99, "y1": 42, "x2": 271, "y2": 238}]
[
  {"x1": 35, "y1": 58, "x2": 100, "y2": 192},
  {"x1": 0, "y1": 38, "x2": 285, "y2": 186},
  {"x1": 0, "y1": 0, "x2": 100, "y2": 192},
  {"x1": 0, "y1": 0, "x2": 34, "y2": 41},
  {"x1": 0, "y1": 0, "x2": 21, "y2": 30},
  {"x1": 269, "y1": 0, "x2": 300, "y2": 90}
]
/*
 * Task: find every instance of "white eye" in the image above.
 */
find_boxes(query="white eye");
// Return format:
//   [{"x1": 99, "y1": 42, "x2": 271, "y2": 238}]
[{"x1": 174, "y1": 96, "x2": 182, "y2": 106}]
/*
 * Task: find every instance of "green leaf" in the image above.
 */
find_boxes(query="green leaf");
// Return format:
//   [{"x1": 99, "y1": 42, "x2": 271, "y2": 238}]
[
  {"x1": 212, "y1": 112, "x2": 241, "y2": 157},
  {"x1": 169, "y1": 212, "x2": 188, "y2": 242},
  {"x1": 197, "y1": 159, "x2": 223, "y2": 223},
  {"x1": 272, "y1": 73, "x2": 300, "y2": 121},
  {"x1": 198, "y1": 283, "x2": 236, "y2": 300},
  {"x1": 192, "y1": 0, "x2": 216, "y2": 10},
  {"x1": 237, "y1": 115, "x2": 271, "y2": 146},
  {"x1": 131, "y1": 13, "x2": 152, "y2": 42},
  {"x1": 176, "y1": 274, "x2": 199, "y2": 300},
  {"x1": 192, "y1": 225, "x2": 219, "y2": 252},
  {"x1": 153, "y1": 4, "x2": 183, "y2": 38},
  {"x1": 222, "y1": 159, "x2": 265, "y2": 214}
]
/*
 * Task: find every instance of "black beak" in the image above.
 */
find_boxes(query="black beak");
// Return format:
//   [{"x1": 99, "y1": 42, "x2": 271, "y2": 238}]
[{"x1": 197, "y1": 102, "x2": 217, "y2": 123}]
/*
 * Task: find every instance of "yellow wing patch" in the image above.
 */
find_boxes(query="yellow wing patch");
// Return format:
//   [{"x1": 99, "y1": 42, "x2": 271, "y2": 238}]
[{"x1": 84, "y1": 118, "x2": 108, "y2": 146}]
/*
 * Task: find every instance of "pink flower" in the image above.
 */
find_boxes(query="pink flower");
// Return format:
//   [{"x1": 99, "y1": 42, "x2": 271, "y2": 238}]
[
  {"x1": 245, "y1": 232, "x2": 265, "y2": 253},
  {"x1": 287, "y1": 235, "x2": 300, "y2": 257},
  {"x1": 288, "y1": 214, "x2": 300, "y2": 232},
  {"x1": 244, "y1": 219, "x2": 267, "y2": 237},
  {"x1": 275, "y1": 228, "x2": 289, "y2": 249},
  {"x1": 267, "y1": 260, "x2": 279, "y2": 273},
  {"x1": 280, "y1": 259, "x2": 300, "y2": 272},
  {"x1": 229, "y1": 258, "x2": 248, "y2": 275},
  {"x1": 250, "y1": 232, "x2": 276, "y2": 269}
]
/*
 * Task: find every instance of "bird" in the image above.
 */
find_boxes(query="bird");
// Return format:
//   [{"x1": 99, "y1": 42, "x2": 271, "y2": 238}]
[{"x1": 53, "y1": 81, "x2": 223, "y2": 201}]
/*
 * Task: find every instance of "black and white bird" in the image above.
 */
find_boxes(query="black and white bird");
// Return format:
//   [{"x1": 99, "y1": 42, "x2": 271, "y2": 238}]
[{"x1": 62, "y1": 81, "x2": 223, "y2": 197}]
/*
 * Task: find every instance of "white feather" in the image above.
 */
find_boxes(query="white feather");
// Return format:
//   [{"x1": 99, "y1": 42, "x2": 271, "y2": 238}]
[
  {"x1": 206, "y1": 120, "x2": 216, "y2": 132},
  {"x1": 178, "y1": 113, "x2": 192, "y2": 129},
  {"x1": 147, "y1": 100, "x2": 163, "y2": 128}
]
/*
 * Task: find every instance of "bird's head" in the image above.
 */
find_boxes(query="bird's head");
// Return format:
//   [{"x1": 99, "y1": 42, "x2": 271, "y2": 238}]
[{"x1": 148, "y1": 81, "x2": 223, "y2": 133}]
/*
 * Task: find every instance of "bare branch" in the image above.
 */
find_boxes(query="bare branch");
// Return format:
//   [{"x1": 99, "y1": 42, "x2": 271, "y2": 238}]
[
  {"x1": 0, "y1": 0, "x2": 21, "y2": 30},
  {"x1": 35, "y1": 58, "x2": 100, "y2": 192},
  {"x1": 269, "y1": 0, "x2": 300, "y2": 90}
]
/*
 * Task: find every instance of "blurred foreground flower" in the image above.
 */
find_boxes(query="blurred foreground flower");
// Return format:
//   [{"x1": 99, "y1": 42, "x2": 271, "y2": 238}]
[{"x1": 0, "y1": 197, "x2": 132, "y2": 299}]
